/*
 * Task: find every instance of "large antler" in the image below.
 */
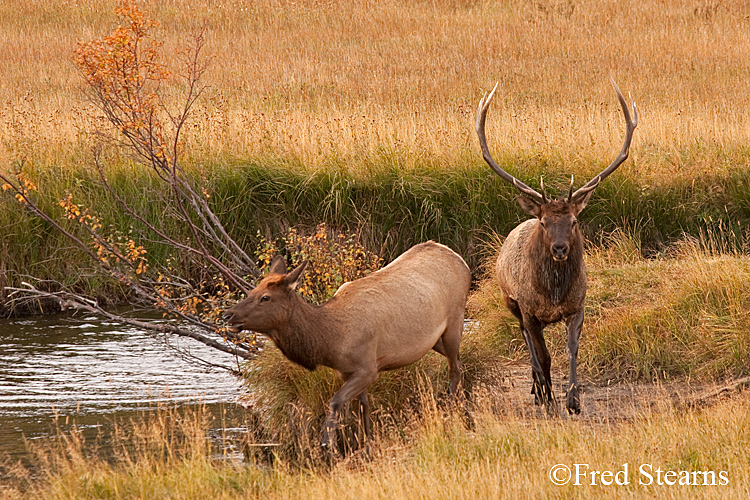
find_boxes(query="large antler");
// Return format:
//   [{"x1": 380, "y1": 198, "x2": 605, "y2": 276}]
[
  {"x1": 475, "y1": 83, "x2": 547, "y2": 205},
  {"x1": 569, "y1": 77, "x2": 638, "y2": 203},
  {"x1": 476, "y1": 79, "x2": 638, "y2": 205}
]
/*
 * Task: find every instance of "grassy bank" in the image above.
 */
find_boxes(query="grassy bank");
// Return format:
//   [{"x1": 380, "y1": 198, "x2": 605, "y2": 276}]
[
  {"x1": 4, "y1": 241, "x2": 750, "y2": 498},
  {"x1": 4, "y1": 151, "x2": 750, "y2": 312}
]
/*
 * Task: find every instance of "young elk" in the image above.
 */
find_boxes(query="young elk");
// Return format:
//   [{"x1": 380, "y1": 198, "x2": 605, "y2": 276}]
[
  {"x1": 476, "y1": 78, "x2": 638, "y2": 415},
  {"x1": 223, "y1": 241, "x2": 471, "y2": 448}
]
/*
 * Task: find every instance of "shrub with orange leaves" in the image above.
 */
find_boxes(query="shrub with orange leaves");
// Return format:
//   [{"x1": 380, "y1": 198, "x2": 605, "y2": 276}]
[
  {"x1": 1, "y1": 1, "x2": 257, "y2": 362},
  {"x1": 1, "y1": 165, "x2": 37, "y2": 206},
  {"x1": 75, "y1": 0, "x2": 174, "y2": 165}
]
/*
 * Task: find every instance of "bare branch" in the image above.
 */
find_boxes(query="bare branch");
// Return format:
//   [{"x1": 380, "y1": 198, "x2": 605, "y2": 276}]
[{"x1": 4, "y1": 283, "x2": 256, "y2": 366}]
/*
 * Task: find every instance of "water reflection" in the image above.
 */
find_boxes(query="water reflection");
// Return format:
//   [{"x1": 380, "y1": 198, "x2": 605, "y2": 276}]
[{"x1": 0, "y1": 313, "x2": 245, "y2": 460}]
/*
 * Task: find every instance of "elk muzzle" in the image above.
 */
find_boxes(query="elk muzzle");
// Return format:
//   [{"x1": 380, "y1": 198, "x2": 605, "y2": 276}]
[
  {"x1": 222, "y1": 310, "x2": 243, "y2": 333},
  {"x1": 551, "y1": 242, "x2": 569, "y2": 262}
]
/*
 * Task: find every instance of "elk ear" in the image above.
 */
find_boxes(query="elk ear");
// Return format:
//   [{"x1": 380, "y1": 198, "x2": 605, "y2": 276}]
[
  {"x1": 285, "y1": 260, "x2": 308, "y2": 290},
  {"x1": 516, "y1": 194, "x2": 542, "y2": 217},
  {"x1": 570, "y1": 189, "x2": 593, "y2": 215},
  {"x1": 269, "y1": 255, "x2": 288, "y2": 275}
]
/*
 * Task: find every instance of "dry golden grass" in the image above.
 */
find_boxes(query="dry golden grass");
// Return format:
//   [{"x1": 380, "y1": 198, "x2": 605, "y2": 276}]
[
  {"x1": 4, "y1": 0, "x2": 750, "y2": 181},
  {"x1": 4, "y1": 389, "x2": 749, "y2": 499}
]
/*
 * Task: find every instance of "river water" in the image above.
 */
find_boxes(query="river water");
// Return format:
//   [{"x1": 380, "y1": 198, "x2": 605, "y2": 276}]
[{"x1": 0, "y1": 313, "x2": 246, "y2": 462}]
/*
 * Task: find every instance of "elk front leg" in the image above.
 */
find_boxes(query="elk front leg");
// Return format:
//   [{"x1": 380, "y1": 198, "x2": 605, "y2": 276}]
[
  {"x1": 323, "y1": 371, "x2": 377, "y2": 451},
  {"x1": 565, "y1": 310, "x2": 584, "y2": 414},
  {"x1": 522, "y1": 316, "x2": 556, "y2": 415}
]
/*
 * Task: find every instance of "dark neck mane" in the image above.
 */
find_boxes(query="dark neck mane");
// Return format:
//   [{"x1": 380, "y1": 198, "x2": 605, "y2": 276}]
[{"x1": 531, "y1": 229, "x2": 584, "y2": 305}]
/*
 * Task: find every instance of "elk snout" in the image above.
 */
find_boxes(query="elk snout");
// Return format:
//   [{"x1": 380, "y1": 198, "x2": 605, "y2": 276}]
[
  {"x1": 551, "y1": 242, "x2": 569, "y2": 261},
  {"x1": 222, "y1": 310, "x2": 243, "y2": 333}
]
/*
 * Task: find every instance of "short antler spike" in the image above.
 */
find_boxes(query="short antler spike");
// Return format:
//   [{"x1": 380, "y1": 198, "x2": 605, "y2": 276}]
[{"x1": 567, "y1": 175, "x2": 574, "y2": 202}]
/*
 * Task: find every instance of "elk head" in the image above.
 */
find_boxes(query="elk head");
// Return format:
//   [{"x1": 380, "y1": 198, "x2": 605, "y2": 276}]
[
  {"x1": 518, "y1": 196, "x2": 588, "y2": 262},
  {"x1": 476, "y1": 77, "x2": 638, "y2": 260},
  {"x1": 223, "y1": 256, "x2": 308, "y2": 334}
]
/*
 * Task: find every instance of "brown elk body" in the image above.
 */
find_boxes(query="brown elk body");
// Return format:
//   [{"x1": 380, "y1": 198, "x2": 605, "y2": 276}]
[
  {"x1": 223, "y1": 241, "x2": 471, "y2": 447},
  {"x1": 476, "y1": 79, "x2": 638, "y2": 414}
]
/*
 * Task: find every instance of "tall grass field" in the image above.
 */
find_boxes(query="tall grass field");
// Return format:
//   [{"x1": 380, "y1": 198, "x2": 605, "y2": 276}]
[
  {"x1": 4, "y1": 0, "x2": 750, "y2": 279},
  {"x1": 2, "y1": 0, "x2": 750, "y2": 498}
]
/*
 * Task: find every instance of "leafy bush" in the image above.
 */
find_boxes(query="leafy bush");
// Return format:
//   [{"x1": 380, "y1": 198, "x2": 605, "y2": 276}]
[{"x1": 253, "y1": 223, "x2": 382, "y2": 304}]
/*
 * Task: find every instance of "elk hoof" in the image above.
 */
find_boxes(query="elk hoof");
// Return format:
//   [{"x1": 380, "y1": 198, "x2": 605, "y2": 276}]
[
  {"x1": 532, "y1": 382, "x2": 554, "y2": 407},
  {"x1": 321, "y1": 430, "x2": 333, "y2": 451},
  {"x1": 566, "y1": 386, "x2": 581, "y2": 414}
]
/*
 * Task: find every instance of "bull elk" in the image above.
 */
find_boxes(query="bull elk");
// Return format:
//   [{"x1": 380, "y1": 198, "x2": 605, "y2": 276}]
[
  {"x1": 223, "y1": 241, "x2": 471, "y2": 448},
  {"x1": 476, "y1": 78, "x2": 638, "y2": 415}
]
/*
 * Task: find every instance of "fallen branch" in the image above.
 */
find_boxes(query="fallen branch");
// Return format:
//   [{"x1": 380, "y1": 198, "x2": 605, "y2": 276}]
[
  {"x1": 678, "y1": 376, "x2": 750, "y2": 409},
  {"x1": 5, "y1": 283, "x2": 256, "y2": 372}
]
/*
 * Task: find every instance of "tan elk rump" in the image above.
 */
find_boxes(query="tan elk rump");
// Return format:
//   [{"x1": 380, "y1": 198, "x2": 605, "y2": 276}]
[
  {"x1": 223, "y1": 241, "x2": 471, "y2": 448},
  {"x1": 476, "y1": 78, "x2": 638, "y2": 415}
]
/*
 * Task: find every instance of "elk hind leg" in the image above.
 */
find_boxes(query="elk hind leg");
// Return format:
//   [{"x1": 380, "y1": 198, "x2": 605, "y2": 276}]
[
  {"x1": 565, "y1": 311, "x2": 584, "y2": 414},
  {"x1": 433, "y1": 317, "x2": 464, "y2": 396},
  {"x1": 351, "y1": 389, "x2": 372, "y2": 454},
  {"x1": 434, "y1": 317, "x2": 474, "y2": 429}
]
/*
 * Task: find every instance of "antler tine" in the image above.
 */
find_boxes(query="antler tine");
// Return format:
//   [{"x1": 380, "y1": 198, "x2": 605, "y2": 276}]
[
  {"x1": 570, "y1": 77, "x2": 638, "y2": 202},
  {"x1": 567, "y1": 175, "x2": 574, "y2": 202},
  {"x1": 476, "y1": 82, "x2": 546, "y2": 204}
]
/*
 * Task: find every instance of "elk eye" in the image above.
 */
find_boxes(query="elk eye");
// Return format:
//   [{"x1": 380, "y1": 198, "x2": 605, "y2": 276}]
[
  {"x1": 572, "y1": 219, "x2": 578, "y2": 226},
  {"x1": 259, "y1": 295, "x2": 271, "y2": 303},
  {"x1": 539, "y1": 220, "x2": 546, "y2": 228}
]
